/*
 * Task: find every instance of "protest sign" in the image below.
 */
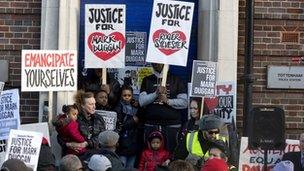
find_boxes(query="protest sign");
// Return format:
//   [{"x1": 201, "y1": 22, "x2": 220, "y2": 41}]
[
  {"x1": 238, "y1": 137, "x2": 300, "y2": 171},
  {"x1": 96, "y1": 110, "x2": 117, "y2": 131},
  {"x1": 0, "y1": 140, "x2": 6, "y2": 167},
  {"x1": 5, "y1": 129, "x2": 43, "y2": 171},
  {"x1": 0, "y1": 89, "x2": 20, "y2": 140},
  {"x1": 21, "y1": 50, "x2": 77, "y2": 92},
  {"x1": 146, "y1": 0, "x2": 194, "y2": 66},
  {"x1": 0, "y1": 82, "x2": 4, "y2": 95},
  {"x1": 191, "y1": 60, "x2": 217, "y2": 97},
  {"x1": 126, "y1": 32, "x2": 147, "y2": 66},
  {"x1": 85, "y1": 4, "x2": 126, "y2": 68},
  {"x1": 20, "y1": 122, "x2": 50, "y2": 146},
  {"x1": 203, "y1": 82, "x2": 236, "y2": 123}
]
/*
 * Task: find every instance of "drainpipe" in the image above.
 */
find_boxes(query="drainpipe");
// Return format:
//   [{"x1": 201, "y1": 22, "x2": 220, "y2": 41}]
[{"x1": 243, "y1": 0, "x2": 254, "y2": 136}]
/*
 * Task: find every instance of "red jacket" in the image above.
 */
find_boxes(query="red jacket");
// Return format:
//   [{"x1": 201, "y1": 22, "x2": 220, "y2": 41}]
[
  {"x1": 138, "y1": 131, "x2": 170, "y2": 171},
  {"x1": 54, "y1": 114, "x2": 87, "y2": 155}
]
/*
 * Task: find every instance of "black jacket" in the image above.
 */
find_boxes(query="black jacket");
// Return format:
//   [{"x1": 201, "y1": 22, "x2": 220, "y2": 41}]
[
  {"x1": 100, "y1": 148, "x2": 125, "y2": 171},
  {"x1": 282, "y1": 151, "x2": 303, "y2": 171},
  {"x1": 77, "y1": 112, "x2": 106, "y2": 149}
]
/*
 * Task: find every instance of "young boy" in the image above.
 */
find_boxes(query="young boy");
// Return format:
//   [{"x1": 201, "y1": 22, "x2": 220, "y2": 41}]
[{"x1": 138, "y1": 131, "x2": 170, "y2": 171}]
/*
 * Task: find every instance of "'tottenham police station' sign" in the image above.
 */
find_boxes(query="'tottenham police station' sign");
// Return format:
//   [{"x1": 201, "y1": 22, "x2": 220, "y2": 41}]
[{"x1": 267, "y1": 65, "x2": 304, "y2": 89}]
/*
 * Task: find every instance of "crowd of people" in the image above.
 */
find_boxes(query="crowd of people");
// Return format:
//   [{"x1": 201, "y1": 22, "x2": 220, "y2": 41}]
[{"x1": 2, "y1": 63, "x2": 302, "y2": 171}]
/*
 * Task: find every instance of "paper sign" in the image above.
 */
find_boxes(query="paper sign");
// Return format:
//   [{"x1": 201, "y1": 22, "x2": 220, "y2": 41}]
[
  {"x1": 238, "y1": 137, "x2": 300, "y2": 171},
  {"x1": 5, "y1": 129, "x2": 43, "y2": 171},
  {"x1": 95, "y1": 110, "x2": 117, "y2": 131},
  {"x1": 191, "y1": 60, "x2": 217, "y2": 97},
  {"x1": 146, "y1": 0, "x2": 194, "y2": 66},
  {"x1": 20, "y1": 122, "x2": 50, "y2": 146},
  {"x1": 85, "y1": 4, "x2": 126, "y2": 68},
  {"x1": 0, "y1": 89, "x2": 20, "y2": 140},
  {"x1": 125, "y1": 32, "x2": 147, "y2": 66},
  {"x1": 21, "y1": 50, "x2": 78, "y2": 92}
]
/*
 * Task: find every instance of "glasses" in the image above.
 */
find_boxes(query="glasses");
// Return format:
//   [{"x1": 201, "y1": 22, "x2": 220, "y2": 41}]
[{"x1": 208, "y1": 130, "x2": 219, "y2": 135}]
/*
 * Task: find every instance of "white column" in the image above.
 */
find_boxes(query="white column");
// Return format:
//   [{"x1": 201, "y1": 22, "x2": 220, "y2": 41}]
[{"x1": 57, "y1": 0, "x2": 80, "y2": 113}]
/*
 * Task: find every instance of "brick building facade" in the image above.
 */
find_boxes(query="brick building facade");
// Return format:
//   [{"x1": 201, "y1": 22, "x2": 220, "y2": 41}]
[{"x1": 0, "y1": 0, "x2": 303, "y2": 137}]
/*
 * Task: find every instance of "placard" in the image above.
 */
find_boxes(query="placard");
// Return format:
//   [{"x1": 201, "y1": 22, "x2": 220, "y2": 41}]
[
  {"x1": 85, "y1": 4, "x2": 126, "y2": 68},
  {"x1": 0, "y1": 89, "x2": 20, "y2": 140},
  {"x1": 95, "y1": 110, "x2": 117, "y2": 131},
  {"x1": 20, "y1": 122, "x2": 50, "y2": 146},
  {"x1": 191, "y1": 60, "x2": 217, "y2": 97},
  {"x1": 146, "y1": 0, "x2": 194, "y2": 66},
  {"x1": 5, "y1": 129, "x2": 43, "y2": 171},
  {"x1": 203, "y1": 82, "x2": 236, "y2": 123},
  {"x1": 238, "y1": 137, "x2": 300, "y2": 171},
  {"x1": 126, "y1": 32, "x2": 147, "y2": 66},
  {"x1": 21, "y1": 50, "x2": 77, "y2": 92}
]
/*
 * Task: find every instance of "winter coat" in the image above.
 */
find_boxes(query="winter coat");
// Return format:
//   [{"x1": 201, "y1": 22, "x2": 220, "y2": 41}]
[
  {"x1": 115, "y1": 101, "x2": 139, "y2": 156},
  {"x1": 53, "y1": 114, "x2": 87, "y2": 155},
  {"x1": 138, "y1": 131, "x2": 170, "y2": 171}
]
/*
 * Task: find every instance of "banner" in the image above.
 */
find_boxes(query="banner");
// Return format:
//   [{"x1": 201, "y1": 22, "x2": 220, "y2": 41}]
[
  {"x1": 5, "y1": 129, "x2": 43, "y2": 171},
  {"x1": 96, "y1": 110, "x2": 117, "y2": 131},
  {"x1": 238, "y1": 137, "x2": 300, "y2": 171},
  {"x1": 203, "y1": 82, "x2": 236, "y2": 123},
  {"x1": 0, "y1": 89, "x2": 20, "y2": 140},
  {"x1": 85, "y1": 4, "x2": 126, "y2": 68},
  {"x1": 21, "y1": 50, "x2": 77, "y2": 92},
  {"x1": 191, "y1": 60, "x2": 217, "y2": 97},
  {"x1": 146, "y1": 0, "x2": 194, "y2": 66},
  {"x1": 126, "y1": 32, "x2": 147, "y2": 66}
]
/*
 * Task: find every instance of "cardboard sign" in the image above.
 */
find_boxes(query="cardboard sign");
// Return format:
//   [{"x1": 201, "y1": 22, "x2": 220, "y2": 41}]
[
  {"x1": 238, "y1": 137, "x2": 300, "y2": 171},
  {"x1": 95, "y1": 110, "x2": 117, "y2": 131},
  {"x1": 0, "y1": 89, "x2": 20, "y2": 140},
  {"x1": 191, "y1": 60, "x2": 217, "y2": 97},
  {"x1": 203, "y1": 82, "x2": 236, "y2": 123},
  {"x1": 21, "y1": 50, "x2": 78, "y2": 92},
  {"x1": 5, "y1": 129, "x2": 43, "y2": 171},
  {"x1": 146, "y1": 0, "x2": 194, "y2": 66},
  {"x1": 126, "y1": 32, "x2": 147, "y2": 66},
  {"x1": 85, "y1": 4, "x2": 126, "y2": 68},
  {"x1": 20, "y1": 122, "x2": 50, "y2": 146}
]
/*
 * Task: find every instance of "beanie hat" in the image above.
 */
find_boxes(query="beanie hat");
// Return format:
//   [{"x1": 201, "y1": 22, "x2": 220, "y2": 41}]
[
  {"x1": 88, "y1": 154, "x2": 112, "y2": 171},
  {"x1": 199, "y1": 115, "x2": 222, "y2": 131},
  {"x1": 273, "y1": 160, "x2": 294, "y2": 171},
  {"x1": 1, "y1": 159, "x2": 32, "y2": 171},
  {"x1": 98, "y1": 130, "x2": 119, "y2": 147},
  {"x1": 201, "y1": 158, "x2": 228, "y2": 171}
]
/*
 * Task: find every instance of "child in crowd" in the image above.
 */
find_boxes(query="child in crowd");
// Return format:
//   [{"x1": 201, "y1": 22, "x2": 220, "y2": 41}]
[
  {"x1": 95, "y1": 89, "x2": 111, "y2": 110},
  {"x1": 138, "y1": 131, "x2": 170, "y2": 171},
  {"x1": 53, "y1": 104, "x2": 87, "y2": 156},
  {"x1": 114, "y1": 85, "x2": 139, "y2": 168}
]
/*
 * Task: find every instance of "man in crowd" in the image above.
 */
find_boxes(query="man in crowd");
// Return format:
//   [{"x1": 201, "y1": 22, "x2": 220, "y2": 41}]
[
  {"x1": 139, "y1": 63, "x2": 188, "y2": 153},
  {"x1": 282, "y1": 133, "x2": 304, "y2": 171},
  {"x1": 59, "y1": 154, "x2": 83, "y2": 171}
]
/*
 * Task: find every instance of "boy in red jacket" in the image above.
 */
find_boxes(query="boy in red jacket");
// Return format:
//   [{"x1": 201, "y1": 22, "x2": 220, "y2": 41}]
[{"x1": 139, "y1": 131, "x2": 170, "y2": 171}]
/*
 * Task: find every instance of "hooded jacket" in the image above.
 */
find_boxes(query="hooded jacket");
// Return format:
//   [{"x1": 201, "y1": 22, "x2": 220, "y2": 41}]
[{"x1": 138, "y1": 131, "x2": 170, "y2": 171}]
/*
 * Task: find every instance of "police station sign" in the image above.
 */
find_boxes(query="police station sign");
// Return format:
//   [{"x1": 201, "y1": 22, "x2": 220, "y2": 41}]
[{"x1": 267, "y1": 65, "x2": 304, "y2": 89}]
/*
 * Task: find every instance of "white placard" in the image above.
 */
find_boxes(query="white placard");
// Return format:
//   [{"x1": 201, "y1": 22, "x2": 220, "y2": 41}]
[
  {"x1": 5, "y1": 129, "x2": 43, "y2": 171},
  {"x1": 0, "y1": 89, "x2": 20, "y2": 140},
  {"x1": 21, "y1": 50, "x2": 78, "y2": 92},
  {"x1": 85, "y1": 4, "x2": 126, "y2": 68},
  {"x1": 238, "y1": 137, "x2": 300, "y2": 171},
  {"x1": 20, "y1": 122, "x2": 50, "y2": 146},
  {"x1": 146, "y1": 0, "x2": 194, "y2": 66}
]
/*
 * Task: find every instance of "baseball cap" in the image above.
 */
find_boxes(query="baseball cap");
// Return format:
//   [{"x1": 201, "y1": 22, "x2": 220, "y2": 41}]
[{"x1": 88, "y1": 154, "x2": 112, "y2": 171}]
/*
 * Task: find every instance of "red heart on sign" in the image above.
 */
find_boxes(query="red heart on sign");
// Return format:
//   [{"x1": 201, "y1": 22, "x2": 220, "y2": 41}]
[
  {"x1": 87, "y1": 32, "x2": 125, "y2": 61},
  {"x1": 204, "y1": 97, "x2": 219, "y2": 111},
  {"x1": 152, "y1": 29, "x2": 187, "y2": 56}
]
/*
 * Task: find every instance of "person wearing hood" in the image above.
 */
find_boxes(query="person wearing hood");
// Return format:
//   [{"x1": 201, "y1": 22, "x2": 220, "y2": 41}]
[
  {"x1": 138, "y1": 131, "x2": 170, "y2": 171},
  {"x1": 139, "y1": 63, "x2": 188, "y2": 153}
]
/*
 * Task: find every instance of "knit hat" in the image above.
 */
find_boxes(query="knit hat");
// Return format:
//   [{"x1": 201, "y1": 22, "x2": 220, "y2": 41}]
[
  {"x1": 201, "y1": 158, "x2": 228, "y2": 171},
  {"x1": 98, "y1": 130, "x2": 119, "y2": 147},
  {"x1": 88, "y1": 154, "x2": 112, "y2": 171},
  {"x1": 1, "y1": 158, "x2": 32, "y2": 171},
  {"x1": 273, "y1": 160, "x2": 294, "y2": 171},
  {"x1": 199, "y1": 115, "x2": 222, "y2": 131}
]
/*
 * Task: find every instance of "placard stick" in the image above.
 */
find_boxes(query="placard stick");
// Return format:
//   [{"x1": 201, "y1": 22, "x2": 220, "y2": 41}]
[
  {"x1": 161, "y1": 64, "x2": 169, "y2": 87},
  {"x1": 200, "y1": 97, "x2": 204, "y2": 119},
  {"x1": 102, "y1": 68, "x2": 107, "y2": 85},
  {"x1": 48, "y1": 91, "x2": 53, "y2": 124}
]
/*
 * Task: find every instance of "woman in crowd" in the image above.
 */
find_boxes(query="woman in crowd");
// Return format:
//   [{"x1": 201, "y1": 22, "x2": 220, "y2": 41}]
[{"x1": 186, "y1": 97, "x2": 202, "y2": 131}]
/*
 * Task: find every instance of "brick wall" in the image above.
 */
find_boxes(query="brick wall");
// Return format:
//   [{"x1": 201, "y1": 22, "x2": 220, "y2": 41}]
[
  {"x1": 0, "y1": 0, "x2": 41, "y2": 123},
  {"x1": 238, "y1": 0, "x2": 304, "y2": 139}
]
